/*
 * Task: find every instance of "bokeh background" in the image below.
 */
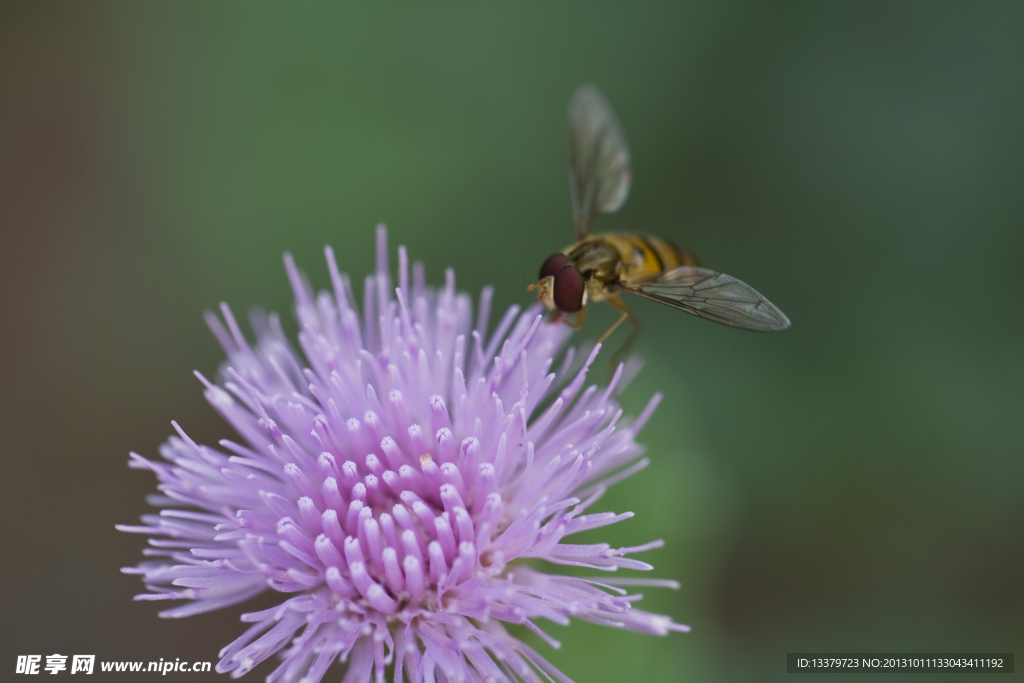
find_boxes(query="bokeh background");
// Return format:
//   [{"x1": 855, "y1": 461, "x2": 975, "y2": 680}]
[{"x1": 2, "y1": 2, "x2": 1022, "y2": 681}]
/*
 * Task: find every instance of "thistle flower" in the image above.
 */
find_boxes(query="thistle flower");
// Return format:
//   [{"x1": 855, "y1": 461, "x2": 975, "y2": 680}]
[{"x1": 119, "y1": 226, "x2": 687, "y2": 682}]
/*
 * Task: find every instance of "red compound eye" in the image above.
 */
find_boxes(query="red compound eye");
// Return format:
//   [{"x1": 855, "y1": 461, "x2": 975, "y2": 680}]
[
  {"x1": 553, "y1": 265, "x2": 585, "y2": 312},
  {"x1": 539, "y1": 253, "x2": 570, "y2": 280}
]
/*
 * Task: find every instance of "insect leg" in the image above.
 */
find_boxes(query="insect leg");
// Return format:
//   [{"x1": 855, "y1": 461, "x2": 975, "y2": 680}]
[
  {"x1": 549, "y1": 306, "x2": 587, "y2": 331},
  {"x1": 569, "y1": 305, "x2": 587, "y2": 331},
  {"x1": 597, "y1": 296, "x2": 636, "y2": 342},
  {"x1": 600, "y1": 296, "x2": 640, "y2": 368}
]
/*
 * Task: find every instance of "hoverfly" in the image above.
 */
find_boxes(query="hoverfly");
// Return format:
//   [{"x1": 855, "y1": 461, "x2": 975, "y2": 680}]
[{"x1": 529, "y1": 85, "x2": 790, "y2": 345}]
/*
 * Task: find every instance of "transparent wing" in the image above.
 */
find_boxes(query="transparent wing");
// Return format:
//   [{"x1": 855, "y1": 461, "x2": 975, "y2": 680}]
[
  {"x1": 624, "y1": 266, "x2": 791, "y2": 331},
  {"x1": 567, "y1": 85, "x2": 631, "y2": 240}
]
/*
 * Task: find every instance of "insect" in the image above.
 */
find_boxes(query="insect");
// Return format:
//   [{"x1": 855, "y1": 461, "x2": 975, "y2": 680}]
[{"x1": 529, "y1": 85, "x2": 790, "y2": 346}]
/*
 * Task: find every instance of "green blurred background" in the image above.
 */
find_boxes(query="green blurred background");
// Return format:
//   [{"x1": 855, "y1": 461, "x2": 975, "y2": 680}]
[{"x1": 2, "y1": 2, "x2": 1022, "y2": 681}]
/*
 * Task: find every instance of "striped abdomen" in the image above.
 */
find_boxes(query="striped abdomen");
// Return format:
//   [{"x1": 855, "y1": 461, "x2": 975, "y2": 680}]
[{"x1": 597, "y1": 232, "x2": 699, "y2": 283}]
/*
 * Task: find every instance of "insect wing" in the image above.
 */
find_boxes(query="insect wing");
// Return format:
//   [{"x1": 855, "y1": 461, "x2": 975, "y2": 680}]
[
  {"x1": 567, "y1": 85, "x2": 631, "y2": 239},
  {"x1": 626, "y1": 266, "x2": 790, "y2": 331}
]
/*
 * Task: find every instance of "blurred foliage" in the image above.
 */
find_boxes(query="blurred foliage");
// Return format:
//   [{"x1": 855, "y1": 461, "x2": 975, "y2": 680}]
[{"x1": 1, "y1": 1, "x2": 1022, "y2": 681}]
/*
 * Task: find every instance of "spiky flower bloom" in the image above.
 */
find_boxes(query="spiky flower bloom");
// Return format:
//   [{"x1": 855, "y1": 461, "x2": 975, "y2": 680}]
[{"x1": 119, "y1": 227, "x2": 687, "y2": 682}]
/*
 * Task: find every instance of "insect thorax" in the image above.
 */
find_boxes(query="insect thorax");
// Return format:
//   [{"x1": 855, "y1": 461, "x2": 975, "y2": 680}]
[{"x1": 565, "y1": 236, "x2": 624, "y2": 283}]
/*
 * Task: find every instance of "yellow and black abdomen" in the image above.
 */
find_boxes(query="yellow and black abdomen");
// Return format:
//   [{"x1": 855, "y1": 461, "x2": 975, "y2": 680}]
[{"x1": 598, "y1": 233, "x2": 699, "y2": 283}]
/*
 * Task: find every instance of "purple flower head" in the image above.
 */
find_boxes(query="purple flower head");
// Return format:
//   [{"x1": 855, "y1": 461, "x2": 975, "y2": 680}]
[{"x1": 119, "y1": 226, "x2": 687, "y2": 682}]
